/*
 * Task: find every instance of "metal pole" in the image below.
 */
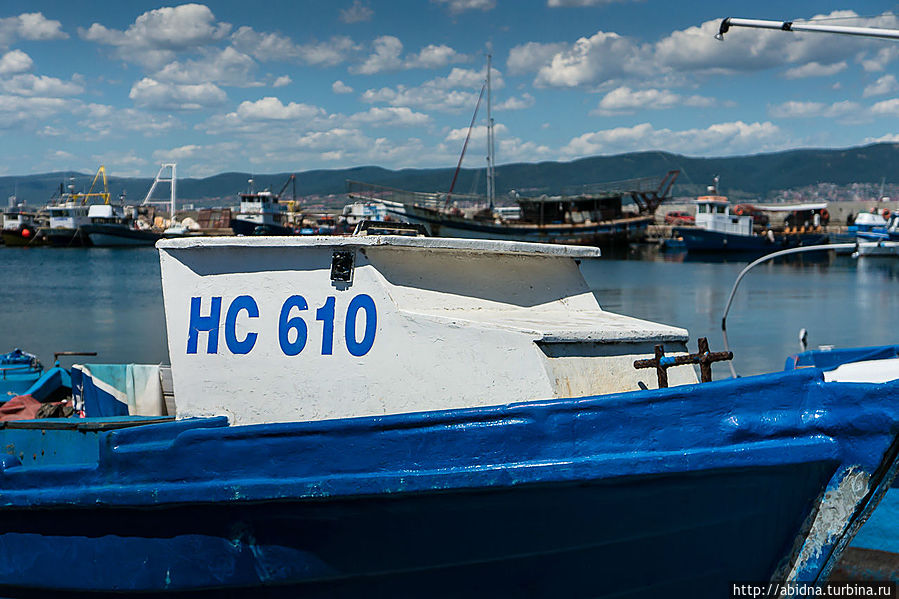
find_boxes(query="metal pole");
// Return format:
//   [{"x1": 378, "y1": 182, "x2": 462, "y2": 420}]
[{"x1": 717, "y1": 17, "x2": 899, "y2": 41}]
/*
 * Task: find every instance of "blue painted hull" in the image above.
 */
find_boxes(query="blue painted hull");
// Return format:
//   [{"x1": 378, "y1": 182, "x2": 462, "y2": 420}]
[
  {"x1": 674, "y1": 227, "x2": 828, "y2": 253},
  {"x1": 1, "y1": 369, "x2": 898, "y2": 594}
]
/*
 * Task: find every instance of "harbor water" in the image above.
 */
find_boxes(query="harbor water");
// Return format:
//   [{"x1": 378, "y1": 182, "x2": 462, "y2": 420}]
[{"x1": 4, "y1": 244, "x2": 899, "y2": 378}]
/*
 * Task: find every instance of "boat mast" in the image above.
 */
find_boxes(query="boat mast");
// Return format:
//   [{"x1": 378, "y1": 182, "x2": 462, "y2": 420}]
[
  {"x1": 716, "y1": 17, "x2": 899, "y2": 41},
  {"x1": 486, "y1": 53, "x2": 496, "y2": 210}
]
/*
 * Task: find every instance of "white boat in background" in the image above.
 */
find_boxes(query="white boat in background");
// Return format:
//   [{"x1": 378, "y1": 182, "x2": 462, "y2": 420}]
[
  {"x1": 44, "y1": 166, "x2": 109, "y2": 247},
  {"x1": 853, "y1": 240, "x2": 899, "y2": 257},
  {"x1": 230, "y1": 175, "x2": 295, "y2": 236}
]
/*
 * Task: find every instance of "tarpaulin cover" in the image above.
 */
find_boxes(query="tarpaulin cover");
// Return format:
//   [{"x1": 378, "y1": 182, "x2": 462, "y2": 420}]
[{"x1": 72, "y1": 364, "x2": 165, "y2": 417}]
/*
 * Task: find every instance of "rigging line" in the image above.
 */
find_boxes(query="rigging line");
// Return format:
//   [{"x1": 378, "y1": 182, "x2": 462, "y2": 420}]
[
  {"x1": 791, "y1": 14, "x2": 887, "y2": 23},
  {"x1": 446, "y1": 82, "x2": 487, "y2": 209},
  {"x1": 720, "y1": 242, "x2": 858, "y2": 378}
]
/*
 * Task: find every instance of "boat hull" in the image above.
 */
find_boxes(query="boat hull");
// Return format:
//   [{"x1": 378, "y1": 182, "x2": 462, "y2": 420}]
[
  {"x1": 390, "y1": 205, "x2": 650, "y2": 246},
  {"x1": 81, "y1": 224, "x2": 163, "y2": 247},
  {"x1": 674, "y1": 227, "x2": 828, "y2": 253},
  {"x1": 44, "y1": 227, "x2": 91, "y2": 247},
  {"x1": 0, "y1": 369, "x2": 898, "y2": 594},
  {"x1": 230, "y1": 218, "x2": 294, "y2": 236},
  {"x1": 0, "y1": 228, "x2": 45, "y2": 247}
]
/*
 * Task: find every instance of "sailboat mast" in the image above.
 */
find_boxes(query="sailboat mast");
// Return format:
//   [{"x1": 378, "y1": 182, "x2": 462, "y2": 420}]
[{"x1": 486, "y1": 53, "x2": 495, "y2": 210}]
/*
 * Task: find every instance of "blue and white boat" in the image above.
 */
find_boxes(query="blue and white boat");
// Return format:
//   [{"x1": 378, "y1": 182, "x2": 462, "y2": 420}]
[
  {"x1": 672, "y1": 184, "x2": 828, "y2": 254},
  {"x1": 0, "y1": 349, "x2": 42, "y2": 399},
  {"x1": 1, "y1": 234, "x2": 899, "y2": 595}
]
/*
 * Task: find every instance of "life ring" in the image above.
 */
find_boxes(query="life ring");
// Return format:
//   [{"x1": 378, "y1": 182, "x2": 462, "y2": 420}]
[
  {"x1": 883, "y1": 208, "x2": 891, "y2": 220},
  {"x1": 734, "y1": 206, "x2": 744, "y2": 216},
  {"x1": 820, "y1": 208, "x2": 830, "y2": 224}
]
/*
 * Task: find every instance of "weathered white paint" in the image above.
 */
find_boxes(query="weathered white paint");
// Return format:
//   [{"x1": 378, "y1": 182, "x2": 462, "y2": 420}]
[
  {"x1": 158, "y1": 235, "x2": 695, "y2": 425},
  {"x1": 786, "y1": 467, "x2": 870, "y2": 579}
]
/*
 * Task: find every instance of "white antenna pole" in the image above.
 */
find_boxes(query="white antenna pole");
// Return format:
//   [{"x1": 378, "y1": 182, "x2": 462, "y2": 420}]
[
  {"x1": 486, "y1": 53, "x2": 496, "y2": 210},
  {"x1": 716, "y1": 17, "x2": 899, "y2": 41}
]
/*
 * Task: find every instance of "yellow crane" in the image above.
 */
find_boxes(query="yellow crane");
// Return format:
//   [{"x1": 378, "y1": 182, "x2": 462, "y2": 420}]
[{"x1": 72, "y1": 165, "x2": 110, "y2": 205}]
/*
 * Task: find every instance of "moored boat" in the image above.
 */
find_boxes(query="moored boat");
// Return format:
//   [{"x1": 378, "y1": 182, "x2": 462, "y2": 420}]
[
  {"x1": 0, "y1": 234, "x2": 898, "y2": 595},
  {"x1": 0, "y1": 210, "x2": 46, "y2": 247},
  {"x1": 80, "y1": 204, "x2": 163, "y2": 247},
  {"x1": 230, "y1": 176, "x2": 295, "y2": 236},
  {"x1": 0, "y1": 348, "x2": 42, "y2": 400}
]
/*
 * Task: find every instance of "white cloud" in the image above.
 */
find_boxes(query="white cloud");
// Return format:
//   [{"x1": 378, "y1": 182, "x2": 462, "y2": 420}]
[
  {"x1": 273, "y1": 75, "x2": 291, "y2": 87},
  {"x1": 0, "y1": 12, "x2": 67, "y2": 48},
  {"x1": 153, "y1": 46, "x2": 260, "y2": 87},
  {"x1": 231, "y1": 27, "x2": 359, "y2": 67},
  {"x1": 445, "y1": 123, "x2": 509, "y2": 143},
  {"x1": 562, "y1": 121, "x2": 784, "y2": 157},
  {"x1": 0, "y1": 74, "x2": 84, "y2": 97},
  {"x1": 871, "y1": 98, "x2": 899, "y2": 117},
  {"x1": 332, "y1": 80, "x2": 354, "y2": 94},
  {"x1": 593, "y1": 86, "x2": 714, "y2": 115},
  {"x1": 495, "y1": 93, "x2": 535, "y2": 110},
  {"x1": 352, "y1": 35, "x2": 403, "y2": 74},
  {"x1": 361, "y1": 66, "x2": 501, "y2": 112},
  {"x1": 0, "y1": 94, "x2": 68, "y2": 129},
  {"x1": 235, "y1": 97, "x2": 326, "y2": 121},
  {"x1": 864, "y1": 75, "x2": 899, "y2": 98},
  {"x1": 405, "y1": 44, "x2": 467, "y2": 69},
  {"x1": 534, "y1": 31, "x2": 652, "y2": 87},
  {"x1": 129, "y1": 77, "x2": 227, "y2": 111},
  {"x1": 80, "y1": 4, "x2": 231, "y2": 68},
  {"x1": 506, "y1": 42, "x2": 569, "y2": 75},
  {"x1": 431, "y1": 0, "x2": 496, "y2": 14},
  {"x1": 340, "y1": 1, "x2": 374, "y2": 23},
  {"x1": 347, "y1": 106, "x2": 430, "y2": 127},
  {"x1": 860, "y1": 46, "x2": 899, "y2": 72},
  {"x1": 782, "y1": 61, "x2": 847, "y2": 79},
  {"x1": 80, "y1": 103, "x2": 181, "y2": 137},
  {"x1": 0, "y1": 50, "x2": 32, "y2": 75},
  {"x1": 768, "y1": 100, "x2": 861, "y2": 119}
]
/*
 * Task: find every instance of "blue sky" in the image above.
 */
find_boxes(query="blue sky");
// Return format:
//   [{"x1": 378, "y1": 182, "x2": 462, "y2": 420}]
[{"x1": 3, "y1": 1, "x2": 899, "y2": 178}]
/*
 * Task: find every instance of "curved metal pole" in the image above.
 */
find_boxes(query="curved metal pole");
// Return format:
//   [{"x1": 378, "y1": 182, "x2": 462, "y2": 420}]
[
  {"x1": 717, "y1": 17, "x2": 899, "y2": 41},
  {"x1": 720, "y1": 242, "x2": 858, "y2": 378}
]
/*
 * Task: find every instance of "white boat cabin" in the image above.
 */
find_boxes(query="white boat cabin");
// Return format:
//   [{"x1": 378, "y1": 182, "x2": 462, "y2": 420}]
[
  {"x1": 158, "y1": 235, "x2": 698, "y2": 425},
  {"x1": 237, "y1": 191, "x2": 287, "y2": 226},
  {"x1": 48, "y1": 203, "x2": 90, "y2": 230},
  {"x1": 2, "y1": 211, "x2": 36, "y2": 231},
  {"x1": 694, "y1": 195, "x2": 753, "y2": 236}
]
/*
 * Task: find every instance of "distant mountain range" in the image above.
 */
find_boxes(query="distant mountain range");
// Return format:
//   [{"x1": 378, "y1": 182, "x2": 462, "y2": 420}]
[{"x1": 4, "y1": 143, "x2": 899, "y2": 209}]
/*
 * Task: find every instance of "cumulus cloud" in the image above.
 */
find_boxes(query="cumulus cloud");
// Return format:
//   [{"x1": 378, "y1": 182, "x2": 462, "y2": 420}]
[
  {"x1": 870, "y1": 98, "x2": 899, "y2": 117},
  {"x1": 593, "y1": 86, "x2": 714, "y2": 115},
  {"x1": 534, "y1": 31, "x2": 652, "y2": 87},
  {"x1": 80, "y1": 4, "x2": 231, "y2": 68},
  {"x1": 782, "y1": 61, "x2": 847, "y2": 79},
  {"x1": 506, "y1": 42, "x2": 569, "y2": 75},
  {"x1": 350, "y1": 36, "x2": 465, "y2": 74},
  {"x1": 235, "y1": 97, "x2": 326, "y2": 121},
  {"x1": 273, "y1": 75, "x2": 291, "y2": 87},
  {"x1": 80, "y1": 103, "x2": 181, "y2": 136},
  {"x1": 495, "y1": 93, "x2": 535, "y2": 110},
  {"x1": 864, "y1": 75, "x2": 899, "y2": 98},
  {"x1": 431, "y1": 0, "x2": 496, "y2": 14},
  {"x1": 153, "y1": 46, "x2": 260, "y2": 87},
  {"x1": 340, "y1": 1, "x2": 374, "y2": 23},
  {"x1": 129, "y1": 77, "x2": 227, "y2": 110},
  {"x1": 768, "y1": 100, "x2": 861, "y2": 119},
  {"x1": 347, "y1": 106, "x2": 430, "y2": 127},
  {"x1": 0, "y1": 74, "x2": 84, "y2": 97},
  {"x1": 0, "y1": 50, "x2": 33, "y2": 75},
  {"x1": 0, "y1": 12, "x2": 67, "y2": 48},
  {"x1": 231, "y1": 26, "x2": 359, "y2": 67},
  {"x1": 361, "y1": 66, "x2": 502, "y2": 112},
  {"x1": 332, "y1": 80, "x2": 354, "y2": 94},
  {"x1": 562, "y1": 121, "x2": 784, "y2": 157}
]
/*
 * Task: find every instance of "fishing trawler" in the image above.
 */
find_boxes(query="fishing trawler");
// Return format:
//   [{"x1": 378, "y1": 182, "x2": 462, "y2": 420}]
[
  {"x1": 230, "y1": 175, "x2": 295, "y2": 236},
  {"x1": 347, "y1": 56, "x2": 678, "y2": 247},
  {"x1": 43, "y1": 166, "x2": 110, "y2": 247}
]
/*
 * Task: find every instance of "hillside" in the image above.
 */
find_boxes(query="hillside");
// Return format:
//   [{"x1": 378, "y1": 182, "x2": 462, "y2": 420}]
[{"x1": 4, "y1": 143, "x2": 899, "y2": 208}]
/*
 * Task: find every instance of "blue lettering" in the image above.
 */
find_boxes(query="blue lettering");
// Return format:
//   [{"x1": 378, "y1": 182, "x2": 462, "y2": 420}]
[
  {"x1": 187, "y1": 296, "x2": 222, "y2": 354},
  {"x1": 224, "y1": 295, "x2": 259, "y2": 354},
  {"x1": 279, "y1": 295, "x2": 309, "y2": 356},
  {"x1": 345, "y1": 294, "x2": 377, "y2": 357},
  {"x1": 316, "y1": 296, "x2": 336, "y2": 355}
]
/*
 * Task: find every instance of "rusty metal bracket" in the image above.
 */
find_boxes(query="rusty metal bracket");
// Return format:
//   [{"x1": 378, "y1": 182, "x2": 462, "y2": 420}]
[{"x1": 633, "y1": 337, "x2": 733, "y2": 388}]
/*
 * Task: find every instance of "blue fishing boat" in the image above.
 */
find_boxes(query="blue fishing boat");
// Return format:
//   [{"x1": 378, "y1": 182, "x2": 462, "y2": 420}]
[
  {"x1": 0, "y1": 349, "x2": 42, "y2": 399},
  {"x1": 0, "y1": 235, "x2": 898, "y2": 596}
]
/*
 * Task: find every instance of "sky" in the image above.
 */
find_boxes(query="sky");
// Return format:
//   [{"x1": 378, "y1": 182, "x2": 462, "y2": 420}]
[{"x1": 3, "y1": 1, "x2": 899, "y2": 178}]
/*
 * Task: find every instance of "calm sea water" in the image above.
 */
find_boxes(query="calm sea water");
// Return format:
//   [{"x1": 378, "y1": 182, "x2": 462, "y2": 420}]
[{"x1": 4, "y1": 244, "x2": 899, "y2": 378}]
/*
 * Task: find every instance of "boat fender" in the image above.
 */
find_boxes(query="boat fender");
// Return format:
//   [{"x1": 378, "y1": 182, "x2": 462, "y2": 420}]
[{"x1": 21, "y1": 228, "x2": 31, "y2": 238}]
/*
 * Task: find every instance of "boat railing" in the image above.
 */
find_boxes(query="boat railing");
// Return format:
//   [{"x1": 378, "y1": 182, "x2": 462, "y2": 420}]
[{"x1": 346, "y1": 180, "x2": 483, "y2": 209}]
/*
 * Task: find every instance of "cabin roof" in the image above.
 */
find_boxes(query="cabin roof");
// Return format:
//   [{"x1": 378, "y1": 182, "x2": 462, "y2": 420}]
[{"x1": 157, "y1": 235, "x2": 603, "y2": 259}]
